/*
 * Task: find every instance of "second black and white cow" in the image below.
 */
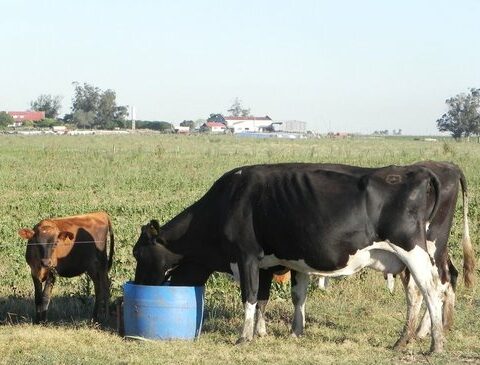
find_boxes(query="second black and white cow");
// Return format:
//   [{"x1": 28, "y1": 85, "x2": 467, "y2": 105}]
[
  {"x1": 286, "y1": 161, "x2": 475, "y2": 348},
  {"x1": 392, "y1": 161, "x2": 474, "y2": 348},
  {"x1": 134, "y1": 163, "x2": 456, "y2": 352}
]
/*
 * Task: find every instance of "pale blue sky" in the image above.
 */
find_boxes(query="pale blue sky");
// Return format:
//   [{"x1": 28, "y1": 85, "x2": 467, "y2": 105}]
[{"x1": 1, "y1": 0, "x2": 479, "y2": 134}]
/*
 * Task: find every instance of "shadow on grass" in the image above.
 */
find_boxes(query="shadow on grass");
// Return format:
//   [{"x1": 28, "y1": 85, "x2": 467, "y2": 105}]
[{"x1": 0, "y1": 294, "x2": 122, "y2": 331}]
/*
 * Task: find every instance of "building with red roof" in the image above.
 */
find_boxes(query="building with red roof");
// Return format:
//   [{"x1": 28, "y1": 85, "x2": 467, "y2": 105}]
[{"x1": 7, "y1": 111, "x2": 45, "y2": 125}]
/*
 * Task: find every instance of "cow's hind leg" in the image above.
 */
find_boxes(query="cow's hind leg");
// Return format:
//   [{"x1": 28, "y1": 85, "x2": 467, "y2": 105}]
[
  {"x1": 291, "y1": 271, "x2": 309, "y2": 337},
  {"x1": 393, "y1": 271, "x2": 423, "y2": 349},
  {"x1": 416, "y1": 258, "x2": 457, "y2": 339},
  {"x1": 87, "y1": 268, "x2": 109, "y2": 323},
  {"x1": 255, "y1": 268, "x2": 274, "y2": 337},
  {"x1": 391, "y1": 245, "x2": 444, "y2": 353}
]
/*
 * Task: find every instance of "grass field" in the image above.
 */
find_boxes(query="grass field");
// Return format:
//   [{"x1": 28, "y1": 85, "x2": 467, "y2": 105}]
[{"x1": 0, "y1": 134, "x2": 479, "y2": 364}]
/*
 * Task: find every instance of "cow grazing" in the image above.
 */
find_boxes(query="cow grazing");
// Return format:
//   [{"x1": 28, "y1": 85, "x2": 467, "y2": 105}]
[
  {"x1": 134, "y1": 162, "x2": 462, "y2": 353},
  {"x1": 18, "y1": 211, "x2": 115, "y2": 323}
]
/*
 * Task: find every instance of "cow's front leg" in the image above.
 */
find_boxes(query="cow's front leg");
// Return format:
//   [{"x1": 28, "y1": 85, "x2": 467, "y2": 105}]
[
  {"x1": 32, "y1": 275, "x2": 43, "y2": 323},
  {"x1": 35, "y1": 272, "x2": 55, "y2": 323},
  {"x1": 291, "y1": 271, "x2": 309, "y2": 337},
  {"x1": 236, "y1": 255, "x2": 260, "y2": 344}
]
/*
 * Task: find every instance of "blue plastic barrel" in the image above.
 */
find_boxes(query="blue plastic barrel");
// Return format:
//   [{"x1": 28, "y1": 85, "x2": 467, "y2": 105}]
[{"x1": 123, "y1": 281, "x2": 204, "y2": 340}]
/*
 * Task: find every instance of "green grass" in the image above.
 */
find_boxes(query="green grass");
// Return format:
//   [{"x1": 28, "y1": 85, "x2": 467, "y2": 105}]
[{"x1": 0, "y1": 134, "x2": 479, "y2": 364}]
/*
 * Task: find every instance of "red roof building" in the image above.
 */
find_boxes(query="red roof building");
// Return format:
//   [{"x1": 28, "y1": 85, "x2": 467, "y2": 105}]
[
  {"x1": 201, "y1": 121, "x2": 227, "y2": 133},
  {"x1": 8, "y1": 111, "x2": 45, "y2": 122}
]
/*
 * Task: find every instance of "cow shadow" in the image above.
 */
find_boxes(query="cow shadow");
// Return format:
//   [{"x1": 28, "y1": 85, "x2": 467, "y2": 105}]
[{"x1": 0, "y1": 294, "x2": 121, "y2": 331}]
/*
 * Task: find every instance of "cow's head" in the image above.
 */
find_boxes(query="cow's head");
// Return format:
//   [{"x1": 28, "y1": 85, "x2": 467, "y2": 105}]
[
  {"x1": 18, "y1": 222, "x2": 74, "y2": 268},
  {"x1": 133, "y1": 220, "x2": 182, "y2": 285}
]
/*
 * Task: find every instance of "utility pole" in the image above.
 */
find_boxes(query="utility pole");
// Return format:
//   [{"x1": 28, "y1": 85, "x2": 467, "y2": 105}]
[{"x1": 131, "y1": 106, "x2": 136, "y2": 130}]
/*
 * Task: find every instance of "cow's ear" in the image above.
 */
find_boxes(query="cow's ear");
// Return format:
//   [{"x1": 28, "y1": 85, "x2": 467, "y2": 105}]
[
  {"x1": 147, "y1": 220, "x2": 160, "y2": 237},
  {"x1": 58, "y1": 231, "x2": 74, "y2": 241},
  {"x1": 18, "y1": 228, "x2": 35, "y2": 240}
]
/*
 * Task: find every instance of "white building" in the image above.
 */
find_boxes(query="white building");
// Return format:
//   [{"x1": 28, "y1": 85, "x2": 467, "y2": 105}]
[
  {"x1": 224, "y1": 116, "x2": 273, "y2": 134},
  {"x1": 273, "y1": 120, "x2": 307, "y2": 133}
]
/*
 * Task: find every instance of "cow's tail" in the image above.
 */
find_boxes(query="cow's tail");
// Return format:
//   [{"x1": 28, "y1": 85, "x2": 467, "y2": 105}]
[
  {"x1": 459, "y1": 171, "x2": 475, "y2": 288},
  {"x1": 107, "y1": 216, "x2": 115, "y2": 272},
  {"x1": 427, "y1": 169, "x2": 441, "y2": 224}
]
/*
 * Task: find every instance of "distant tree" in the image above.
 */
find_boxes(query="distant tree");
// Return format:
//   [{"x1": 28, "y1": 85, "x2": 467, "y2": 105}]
[
  {"x1": 30, "y1": 94, "x2": 63, "y2": 119},
  {"x1": 227, "y1": 97, "x2": 251, "y2": 117},
  {"x1": 71, "y1": 82, "x2": 128, "y2": 129},
  {"x1": 180, "y1": 120, "x2": 195, "y2": 130},
  {"x1": 0, "y1": 111, "x2": 14, "y2": 128},
  {"x1": 195, "y1": 119, "x2": 206, "y2": 128},
  {"x1": 135, "y1": 120, "x2": 174, "y2": 132},
  {"x1": 72, "y1": 82, "x2": 101, "y2": 114},
  {"x1": 73, "y1": 110, "x2": 95, "y2": 129},
  {"x1": 207, "y1": 113, "x2": 226, "y2": 124},
  {"x1": 436, "y1": 88, "x2": 480, "y2": 139}
]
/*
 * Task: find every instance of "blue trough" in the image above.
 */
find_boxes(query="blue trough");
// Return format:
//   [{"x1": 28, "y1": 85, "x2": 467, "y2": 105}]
[{"x1": 123, "y1": 281, "x2": 204, "y2": 340}]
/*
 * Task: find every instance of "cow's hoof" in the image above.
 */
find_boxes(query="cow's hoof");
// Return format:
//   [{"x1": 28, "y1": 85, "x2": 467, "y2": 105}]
[
  {"x1": 429, "y1": 343, "x2": 444, "y2": 354},
  {"x1": 235, "y1": 337, "x2": 251, "y2": 345},
  {"x1": 290, "y1": 332, "x2": 303, "y2": 338},
  {"x1": 392, "y1": 337, "x2": 409, "y2": 351}
]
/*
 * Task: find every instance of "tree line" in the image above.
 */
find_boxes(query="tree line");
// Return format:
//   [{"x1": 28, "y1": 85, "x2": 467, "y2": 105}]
[
  {"x1": 5, "y1": 85, "x2": 479, "y2": 138},
  {"x1": 4, "y1": 88, "x2": 253, "y2": 132}
]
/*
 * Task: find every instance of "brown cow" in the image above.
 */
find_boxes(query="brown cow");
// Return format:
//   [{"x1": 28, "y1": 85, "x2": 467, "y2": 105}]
[{"x1": 18, "y1": 211, "x2": 114, "y2": 323}]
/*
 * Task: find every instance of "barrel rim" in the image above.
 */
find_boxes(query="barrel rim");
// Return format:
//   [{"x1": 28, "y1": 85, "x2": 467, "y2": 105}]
[{"x1": 123, "y1": 280, "x2": 205, "y2": 290}]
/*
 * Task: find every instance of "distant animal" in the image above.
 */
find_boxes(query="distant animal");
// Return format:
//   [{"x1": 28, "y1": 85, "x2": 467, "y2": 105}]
[
  {"x1": 18, "y1": 211, "x2": 115, "y2": 323},
  {"x1": 133, "y1": 162, "x2": 474, "y2": 353}
]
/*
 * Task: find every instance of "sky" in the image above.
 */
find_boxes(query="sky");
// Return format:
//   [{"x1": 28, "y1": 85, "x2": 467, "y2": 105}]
[{"x1": 1, "y1": 0, "x2": 479, "y2": 135}]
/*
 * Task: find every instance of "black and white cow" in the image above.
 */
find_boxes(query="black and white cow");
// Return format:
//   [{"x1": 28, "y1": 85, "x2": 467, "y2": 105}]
[
  {"x1": 133, "y1": 162, "x2": 470, "y2": 353},
  {"x1": 284, "y1": 161, "x2": 474, "y2": 348},
  {"x1": 392, "y1": 161, "x2": 474, "y2": 348}
]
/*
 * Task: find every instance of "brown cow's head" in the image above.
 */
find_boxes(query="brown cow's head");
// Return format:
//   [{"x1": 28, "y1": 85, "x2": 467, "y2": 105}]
[
  {"x1": 133, "y1": 220, "x2": 182, "y2": 285},
  {"x1": 18, "y1": 222, "x2": 74, "y2": 268}
]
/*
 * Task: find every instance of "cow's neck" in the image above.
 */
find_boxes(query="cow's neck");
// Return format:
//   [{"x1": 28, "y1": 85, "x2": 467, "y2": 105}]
[{"x1": 160, "y1": 206, "x2": 206, "y2": 254}]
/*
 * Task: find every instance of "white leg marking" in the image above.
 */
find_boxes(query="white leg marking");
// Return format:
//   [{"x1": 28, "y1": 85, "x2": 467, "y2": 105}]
[
  {"x1": 386, "y1": 273, "x2": 395, "y2": 293},
  {"x1": 388, "y1": 244, "x2": 444, "y2": 353},
  {"x1": 241, "y1": 302, "x2": 257, "y2": 341},
  {"x1": 416, "y1": 308, "x2": 431, "y2": 339},
  {"x1": 318, "y1": 276, "x2": 329, "y2": 290},
  {"x1": 255, "y1": 306, "x2": 267, "y2": 337},
  {"x1": 394, "y1": 272, "x2": 423, "y2": 349},
  {"x1": 417, "y1": 280, "x2": 454, "y2": 339}
]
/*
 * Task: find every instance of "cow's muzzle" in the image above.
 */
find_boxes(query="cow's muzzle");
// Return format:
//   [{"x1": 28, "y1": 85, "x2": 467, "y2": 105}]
[{"x1": 40, "y1": 258, "x2": 53, "y2": 268}]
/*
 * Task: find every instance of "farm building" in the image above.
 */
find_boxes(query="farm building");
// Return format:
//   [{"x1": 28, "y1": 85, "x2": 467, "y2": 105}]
[
  {"x1": 273, "y1": 120, "x2": 307, "y2": 133},
  {"x1": 7, "y1": 111, "x2": 45, "y2": 125},
  {"x1": 224, "y1": 116, "x2": 273, "y2": 134},
  {"x1": 174, "y1": 126, "x2": 190, "y2": 134},
  {"x1": 201, "y1": 122, "x2": 227, "y2": 133}
]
